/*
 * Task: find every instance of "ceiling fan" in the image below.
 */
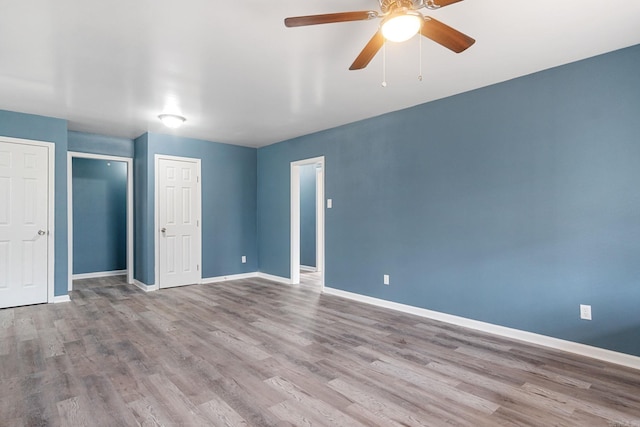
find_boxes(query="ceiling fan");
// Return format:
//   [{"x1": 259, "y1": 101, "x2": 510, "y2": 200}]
[{"x1": 284, "y1": 0, "x2": 475, "y2": 70}]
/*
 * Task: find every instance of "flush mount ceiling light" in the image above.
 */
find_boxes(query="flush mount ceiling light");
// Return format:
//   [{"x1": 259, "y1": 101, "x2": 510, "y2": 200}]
[
  {"x1": 381, "y1": 10, "x2": 422, "y2": 43},
  {"x1": 158, "y1": 113, "x2": 186, "y2": 129}
]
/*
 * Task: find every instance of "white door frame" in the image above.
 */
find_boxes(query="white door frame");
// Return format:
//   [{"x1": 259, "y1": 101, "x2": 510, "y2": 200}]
[
  {"x1": 67, "y1": 152, "x2": 134, "y2": 290},
  {"x1": 0, "y1": 135, "x2": 55, "y2": 303},
  {"x1": 315, "y1": 165, "x2": 324, "y2": 275},
  {"x1": 290, "y1": 156, "x2": 325, "y2": 288},
  {"x1": 154, "y1": 154, "x2": 202, "y2": 288}
]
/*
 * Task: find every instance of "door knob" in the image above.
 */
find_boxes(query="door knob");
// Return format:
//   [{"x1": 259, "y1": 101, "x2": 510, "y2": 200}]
[
  {"x1": 38, "y1": 230, "x2": 46, "y2": 236},
  {"x1": 161, "y1": 228, "x2": 166, "y2": 233}
]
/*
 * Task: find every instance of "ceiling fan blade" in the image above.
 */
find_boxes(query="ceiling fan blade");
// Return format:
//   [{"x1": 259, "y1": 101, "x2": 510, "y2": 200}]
[
  {"x1": 424, "y1": 0, "x2": 464, "y2": 9},
  {"x1": 349, "y1": 31, "x2": 385, "y2": 70},
  {"x1": 284, "y1": 11, "x2": 377, "y2": 27},
  {"x1": 420, "y1": 16, "x2": 475, "y2": 53}
]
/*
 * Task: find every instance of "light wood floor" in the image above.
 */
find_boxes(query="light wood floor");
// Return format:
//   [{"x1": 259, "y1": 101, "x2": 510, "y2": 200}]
[{"x1": 1, "y1": 275, "x2": 639, "y2": 426}]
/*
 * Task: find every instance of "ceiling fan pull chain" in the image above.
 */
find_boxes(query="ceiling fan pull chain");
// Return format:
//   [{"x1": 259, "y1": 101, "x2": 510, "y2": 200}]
[
  {"x1": 382, "y1": 42, "x2": 387, "y2": 87},
  {"x1": 418, "y1": 32, "x2": 423, "y2": 81}
]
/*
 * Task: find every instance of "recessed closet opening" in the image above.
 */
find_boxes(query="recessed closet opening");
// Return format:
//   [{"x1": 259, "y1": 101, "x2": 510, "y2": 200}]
[{"x1": 67, "y1": 153, "x2": 133, "y2": 290}]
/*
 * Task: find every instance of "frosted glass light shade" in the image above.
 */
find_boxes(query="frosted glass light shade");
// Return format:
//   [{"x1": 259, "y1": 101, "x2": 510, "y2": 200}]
[
  {"x1": 158, "y1": 114, "x2": 186, "y2": 128},
  {"x1": 381, "y1": 12, "x2": 422, "y2": 43}
]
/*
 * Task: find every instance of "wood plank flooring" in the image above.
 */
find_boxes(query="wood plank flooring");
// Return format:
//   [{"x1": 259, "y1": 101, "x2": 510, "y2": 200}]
[{"x1": 1, "y1": 274, "x2": 639, "y2": 426}]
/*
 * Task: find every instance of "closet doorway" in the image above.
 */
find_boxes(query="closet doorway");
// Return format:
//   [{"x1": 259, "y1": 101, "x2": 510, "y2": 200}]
[{"x1": 67, "y1": 153, "x2": 133, "y2": 290}]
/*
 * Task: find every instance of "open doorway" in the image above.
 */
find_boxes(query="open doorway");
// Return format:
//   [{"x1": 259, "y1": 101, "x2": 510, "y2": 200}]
[
  {"x1": 67, "y1": 152, "x2": 134, "y2": 290},
  {"x1": 290, "y1": 156, "x2": 325, "y2": 289}
]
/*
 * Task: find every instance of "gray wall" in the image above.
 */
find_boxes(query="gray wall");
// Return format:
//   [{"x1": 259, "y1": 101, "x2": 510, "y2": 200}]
[{"x1": 257, "y1": 44, "x2": 640, "y2": 357}]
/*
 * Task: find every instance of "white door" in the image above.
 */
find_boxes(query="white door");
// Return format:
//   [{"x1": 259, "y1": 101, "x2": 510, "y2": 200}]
[
  {"x1": 157, "y1": 157, "x2": 201, "y2": 288},
  {"x1": 0, "y1": 141, "x2": 49, "y2": 308}
]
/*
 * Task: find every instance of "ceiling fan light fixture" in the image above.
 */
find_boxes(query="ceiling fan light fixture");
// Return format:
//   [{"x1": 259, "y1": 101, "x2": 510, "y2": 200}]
[
  {"x1": 381, "y1": 11, "x2": 422, "y2": 43},
  {"x1": 158, "y1": 113, "x2": 186, "y2": 129}
]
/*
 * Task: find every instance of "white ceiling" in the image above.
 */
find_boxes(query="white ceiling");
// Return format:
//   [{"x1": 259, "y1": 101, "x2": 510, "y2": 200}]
[{"x1": 1, "y1": 0, "x2": 639, "y2": 147}]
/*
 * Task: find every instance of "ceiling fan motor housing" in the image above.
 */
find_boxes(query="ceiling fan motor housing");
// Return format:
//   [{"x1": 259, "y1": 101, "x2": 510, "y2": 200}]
[{"x1": 379, "y1": 0, "x2": 423, "y2": 14}]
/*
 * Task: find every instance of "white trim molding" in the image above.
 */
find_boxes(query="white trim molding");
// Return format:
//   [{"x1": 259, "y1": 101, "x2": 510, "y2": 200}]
[
  {"x1": 300, "y1": 265, "x2": 317, "y2": 272},
  {"x1": 53, "y1": 295, "x2": 71, "y2": 304},
  {"x1": 133, "y1": 280, "x2": 158, "y2": 292},
  {"x1": 72, "y1": 270, "x2": 127, "y2": 280},
  {"x1": 290, "y1": 156, "x2": 325, "y2": 289},
  {"x1": 323, "y1": 287, "x2": 640, "y2": 371},
  {"x1": 135, "y1": 273, "x2": 259, "y2": 291},
  {"x1": 315, "y1": 165, "x2": 324, "y2": 280},
  {"x1": 201, "y1": 272, "x2": 258, "y2": 284},
  {"x1": 257, "y1": 272, "x2": 292, "y2": 285}
]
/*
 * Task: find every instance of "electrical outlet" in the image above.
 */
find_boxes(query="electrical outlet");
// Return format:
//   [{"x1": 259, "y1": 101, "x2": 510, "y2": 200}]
[
  {"x1": 580, "y1": 304, "x2": 592, "y2": 320},
  {"x1": 241, "y1": 256, "x2": 246, "y2": 264},
  {"x1": 383, "y1": 274, "x2": 390, "y2": 285}
]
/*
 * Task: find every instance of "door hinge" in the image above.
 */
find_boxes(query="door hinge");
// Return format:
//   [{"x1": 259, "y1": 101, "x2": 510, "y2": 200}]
[
  {"x1": 197, "y1": 264, "x2": 200, "y2": 271},
  {"x1": 197, "y1": 176, "x2": 200, "y2": 183},
  {"x1": 197, "y1": 219, "x2": 199, "y2": 227}
]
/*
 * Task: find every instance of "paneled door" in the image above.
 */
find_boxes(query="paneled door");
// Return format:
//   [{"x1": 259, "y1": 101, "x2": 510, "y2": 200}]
[
  {"x1": 157, "y1": 156, "x2": 201, "y2": 288},
  {"x1": 0, "y1": 140, "x2": 49, "y2": 308}
]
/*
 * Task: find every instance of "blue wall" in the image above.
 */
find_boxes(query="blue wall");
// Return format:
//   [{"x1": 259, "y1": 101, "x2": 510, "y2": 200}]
[
  {"x1": 134, "y1": 133, "x2": 257, "y2": 285},
  {"x1": 0, "y1": 110, "x2": 68, "y2": 297},
  {"x1": 300, "y1": 164, "x2": 316, "y2": 268},
  {"x1": 68, "y1": 131, "x2": 134, "y2": 158},
  {"x1": 72, "y1": 158, "x2": 127, "y2": 274},
  {"x1": 257, "y1": 44, "x2": 640, "y2": 357},
  {"x1": 134, "y1": 133, "x2": 153, "y2": 284}
]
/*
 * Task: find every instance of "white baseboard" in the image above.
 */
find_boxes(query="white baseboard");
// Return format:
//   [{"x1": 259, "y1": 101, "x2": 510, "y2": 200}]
[
  {"x1": 323, "y1": 287, "x2": 640, "y2": 371},
  {"x1": 133, "y1": 279, "x2": 158, "y2": 292},
  {"x1": 134, "y1": 273, "x2": 259, "y2": 291},
  {"x1": 201, "y1": 272, "x2": 258, "y2": 284},
  {"x1": 257, "y1": 272, "x2": 291, "y2": 285},
  {"x1": 72, "y1": 270, "x2": 127, "y2": 280},
  {"x1": 300, "y1": 265, "x2": 317, "y2": 272},
  {"x1": 53, "y1": 295, "x2": 71, "y2": 304}
]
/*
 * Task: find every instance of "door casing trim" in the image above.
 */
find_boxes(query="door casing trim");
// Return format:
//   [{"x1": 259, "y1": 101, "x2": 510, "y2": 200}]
[
  {"x1": 290, "y1": 156, "x2": 325, "y2": 289},
  {"x1": 67, "y1": 152, "x2": 134, "y2": 291}
]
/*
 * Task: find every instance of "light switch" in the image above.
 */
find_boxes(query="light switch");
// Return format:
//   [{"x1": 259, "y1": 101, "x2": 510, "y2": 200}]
[{"x1": 327, "y1": 199, "x2": 333, "y2": 209}]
